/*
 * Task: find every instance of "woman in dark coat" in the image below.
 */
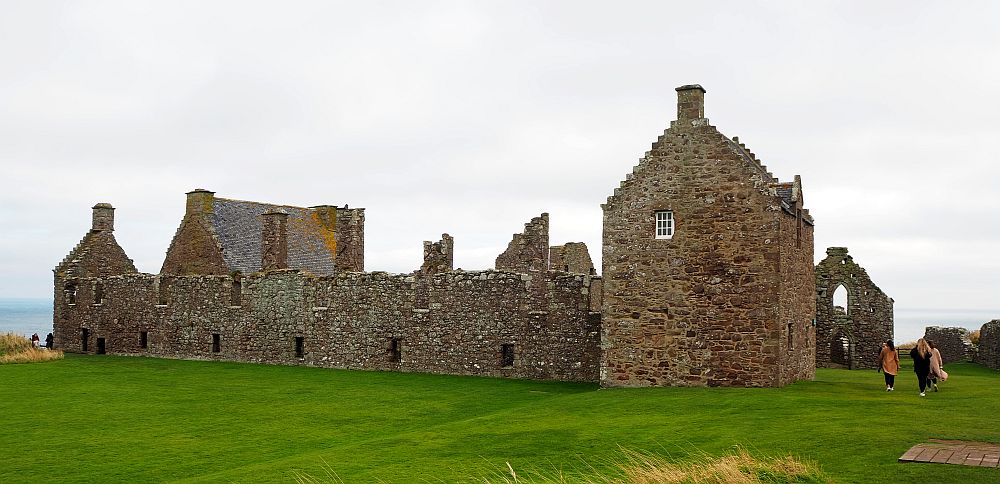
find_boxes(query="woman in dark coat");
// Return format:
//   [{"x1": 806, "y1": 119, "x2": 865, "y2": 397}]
[{"x1": 910, "y1": 338, "x2": 933, "y2": 397}]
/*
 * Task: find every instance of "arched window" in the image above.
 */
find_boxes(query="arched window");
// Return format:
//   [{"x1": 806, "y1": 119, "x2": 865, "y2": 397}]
[{"x1": 832, "y1": 284, "x2": 848, "y2": 315}]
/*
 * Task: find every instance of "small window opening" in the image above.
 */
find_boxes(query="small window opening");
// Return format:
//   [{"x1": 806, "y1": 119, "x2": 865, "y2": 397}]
[
  {"x1": 294, "y1": 336, "x2": 304, "y2": 358},
  {"x1": 501, "y1": 344, "x2": 515, "y2": 367},
  {"x1": 564, "y1": 265, "x2": 569, "y2": 272},
  {"x1": 93, "y1": 281, "x2": 104, "y2": 305},
  {"x1": 388, "y1": 337, "x2": 401, "y2": 363},
  {"x1": 66, "y1": 283, "x2": 77, "y2": 305},
  {"x1": 795, "y1": 209, "x2": 802, "y2": 249},
  {"x1": 81, "y1": 328, "x2": 90, "y2": 352},
  {"x1": 140, "y1": 331, "x2": 148, "y2": 349},
  {"x1": 212, "y1": 334, "x2": 221, "y2": 353},
  {"x1": 157, "y1": 277, "x2": 169, "y2": 306},
  {"x1": 96, "y1": 337, "x2": 106, "y2": 355},
  {"x1": 231, "y1": 274, "x2": 242, "y2": 306},
  {"x1": 787, "y1": 323, "x2": 794, "y2": 351},
  {"x1": 655, "y1": 211, "x2": 674, "y2": 239}
]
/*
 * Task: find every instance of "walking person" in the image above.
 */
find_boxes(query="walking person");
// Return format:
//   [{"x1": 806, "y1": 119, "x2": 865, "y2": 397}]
[
  {"x1": 910, "y1": 338, "x2": 933, "y2": 397},
  {"x1": 878, "y1": 340, "x2": 899, "y2": 391},
  {"x1": 928, "y1": 340, "x2": 948, "y2": 391}
]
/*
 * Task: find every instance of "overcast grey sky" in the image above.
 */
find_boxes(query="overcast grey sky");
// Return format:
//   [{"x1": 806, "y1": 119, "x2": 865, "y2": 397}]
[{"x1": 1, "y1": 1, "x2": 997, "y2": 342}]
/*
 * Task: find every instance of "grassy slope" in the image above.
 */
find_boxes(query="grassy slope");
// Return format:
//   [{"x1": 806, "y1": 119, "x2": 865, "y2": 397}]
[{"x1": 1, "y1": 355, "x2": 997, "y2": 483}]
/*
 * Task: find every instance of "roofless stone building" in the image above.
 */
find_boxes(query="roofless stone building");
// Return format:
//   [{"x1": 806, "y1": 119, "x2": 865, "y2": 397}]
[
  {"x1": 53, "y1": 84, "x2": 817, "y2": 387},
  {"x1": 814, "y1": 247, "x2": 893, "y2": 369}
]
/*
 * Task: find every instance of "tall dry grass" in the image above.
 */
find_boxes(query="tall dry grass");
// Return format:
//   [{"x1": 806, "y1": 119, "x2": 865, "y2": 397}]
[
  {"x1": 970, "y1": 330, "x2": 981, "y2": 346},
  {"x1": 294, "y1": 448, "x2": 829, "y2": 484},
  {"x1": 0, "y1": 332, "x2": 64, "y2": 364}
]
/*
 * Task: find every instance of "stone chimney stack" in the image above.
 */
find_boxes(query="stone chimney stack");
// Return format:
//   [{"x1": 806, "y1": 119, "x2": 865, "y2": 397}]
[
  {"x1": 261, "y1": 210, "x2": 289, "y2": 271},
  {"x1": 92, "y1": 203, "x2": 115, "y2": 232},
  {"x1": 676, "y1": 84, "x2": 706, "y2": 121},
  {"x1": 185, "y1": 188, "x2": 215, "y2": 215}
]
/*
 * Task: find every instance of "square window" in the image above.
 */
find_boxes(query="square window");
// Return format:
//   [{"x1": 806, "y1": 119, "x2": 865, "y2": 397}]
[{"x1": 655, "y1": 211, "x2": 674, "y2": 239}]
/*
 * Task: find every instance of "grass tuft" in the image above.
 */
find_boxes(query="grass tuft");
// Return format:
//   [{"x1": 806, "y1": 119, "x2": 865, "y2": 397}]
[
  {"x1": 479, "y1": 448, "x2": 829, "y2": 483},
  {"x1": 0, "y1": 332, "x2": 63, "y2": 364}
]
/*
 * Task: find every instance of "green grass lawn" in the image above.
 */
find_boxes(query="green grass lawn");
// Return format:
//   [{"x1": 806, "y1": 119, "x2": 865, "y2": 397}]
[{"x1": 2, "y1": 355, "x2": 998, "y2": 483}]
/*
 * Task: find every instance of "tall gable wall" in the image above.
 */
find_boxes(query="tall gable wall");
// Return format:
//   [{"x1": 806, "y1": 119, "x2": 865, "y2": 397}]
[
  {"x1": 160, "y1": 216, "x2": 229, "y2": 276},
  {"x1": 815, "y1": 247, "x2": 894, "y2": 369},
  {"x1": 601, "y1": 86, "x2": 814, "y2": 387}
]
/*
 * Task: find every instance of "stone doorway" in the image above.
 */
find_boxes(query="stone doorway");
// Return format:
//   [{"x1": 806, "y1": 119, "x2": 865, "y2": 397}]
[
  {"x1": 81, "y1": 328, "x2": 89, "y2": 352},
  {"x1": 96, "y1": 337, "x2": 106, "y2": 355},
  {"x1": 829, "y1": 330, "x2": 854, "y2": 369}
]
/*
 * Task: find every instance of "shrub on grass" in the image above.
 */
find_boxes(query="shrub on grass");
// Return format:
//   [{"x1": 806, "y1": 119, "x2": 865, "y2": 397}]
[
  {"x1": 0, "y1": 333, "x2": 64, "y2": 364},
  {"x1": 970, "y1": 330, "x2": 980, "y2": 346}
]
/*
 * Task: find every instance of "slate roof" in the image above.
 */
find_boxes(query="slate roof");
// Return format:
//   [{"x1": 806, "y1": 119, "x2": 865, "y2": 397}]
[{"x1": 211, "y1": 198, "x2": 337, "y2": 276}]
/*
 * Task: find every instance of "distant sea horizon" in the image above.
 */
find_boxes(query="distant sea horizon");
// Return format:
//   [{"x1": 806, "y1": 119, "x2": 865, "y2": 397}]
[
  {"x1": 0, "y1": 298, "x2": 53, "y2": 338},
  {"x1": 0, "y1": 297, "x2": 995, "y2": 346}
]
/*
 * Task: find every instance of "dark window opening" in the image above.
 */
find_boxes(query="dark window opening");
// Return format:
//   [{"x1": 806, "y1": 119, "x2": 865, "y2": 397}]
[
  {"x1": 93, "y1": 281, "x2": 104, "y2": 305},
  {"x1": 157, "y1": 277, "x2": 169, "y2": 306},
  {"x1": 795, "y1": 209, "x2": 802, "y2": 249},
  {"x1": 140, "y1": 331, "x2": 148, "y2": 349},
  {"x1": 787, "y1": 323, "x2": 794, "y2": 351},
  {"x1": 96, "y1": 337, "x2": 106, "y2": 355},
  {"x1": 388, "y1": 338, "x2": 401, "y2": 363},
  {"x1": 81, "y1": 328, "x2": 90, "y2": 352},
  {"x1": 212, "y1": 333, "x2": 221, "y2": 353},
  {"x1": 564, "y1": 265, "x2": 569, "y2": 272},
  {"x1": 294, "y1": 336, "x2": 304, "y2": 358},
  {"x1": 501, "y1": 344, "x2": 515, "y2": 367},
  {"x1": 66, "y1": 283, "x2": 77, "y2": 305},
  {"x1": 231, "y1": 274, "x2": 242, "y2": 306}
]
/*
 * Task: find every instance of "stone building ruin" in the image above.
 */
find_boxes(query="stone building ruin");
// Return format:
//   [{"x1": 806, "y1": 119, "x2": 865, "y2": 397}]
[
  {"x1": 54, "y1": 84, "x2": 819, "y2": 388},
  {"x1": 923, "y1": 326, "x2": 973, "y2": 364},
  {"x1": 814, "y1": 247, "x2": 893, "y2": 369},
  {"x1": 976, "y1": 320, "x2": 1000, "y2": 370}
]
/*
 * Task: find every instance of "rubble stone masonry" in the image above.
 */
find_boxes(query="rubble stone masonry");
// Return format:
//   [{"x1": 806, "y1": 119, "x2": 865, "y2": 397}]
[
  {"x1": 977, "y1": 320, "x2": 1000, "y2": 370},
  {"x1": 923, "y1": 326, "x2": 972, "y2": 364},
  {"x1": 600, "y1": 85, "x2": 815, "y2": 387},
  {"x1": 814, "y1": 247, "x2": 894, "y2": 369},
  {"x1": 54, "y1": 270, "x2": 601, "y2": 381},
  {"x1": 55, "y1": 84, "x2": 817, "y2": 388}
]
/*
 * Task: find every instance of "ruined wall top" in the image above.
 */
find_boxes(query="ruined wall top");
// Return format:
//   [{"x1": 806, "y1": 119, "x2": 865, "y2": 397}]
[{"x1": 495, "y1": 213, "x2": 549, "y2": 273}]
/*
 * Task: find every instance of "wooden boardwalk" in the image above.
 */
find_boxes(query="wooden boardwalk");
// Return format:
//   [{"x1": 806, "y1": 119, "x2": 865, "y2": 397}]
[{"x1": 899, "y1": 439, "x2": 1000, "y2": 468}]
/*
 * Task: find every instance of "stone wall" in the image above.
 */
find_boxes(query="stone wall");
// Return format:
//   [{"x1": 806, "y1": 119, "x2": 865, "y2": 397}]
[
  {"x1": 549, "y1": 242, "x2": 595, "y2": 274},
  {"x1": 496, "y1": 214, "x2": 549, "y2": 273},
  {"x1": 420, "y1": 234, "x2": 454, "y2": 275},
  {"x1": 977, "y1": 320, "x2": 1000, "y2": 370},
  {"x1": 814, "y1": 247, "x2": 894, "y2": 369},
  {"x1": 600, "y1": 84, "x2": 815, "y2": 388},
  {"x1": 54, "y1": 269, "x2": 602, "y2": 382},
  {"x1": 923, "y1": 326, "x2": 972, "y2": 364},
  {"x1": 334, "y1": 207, "x2": 365, "y2": 272}
]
